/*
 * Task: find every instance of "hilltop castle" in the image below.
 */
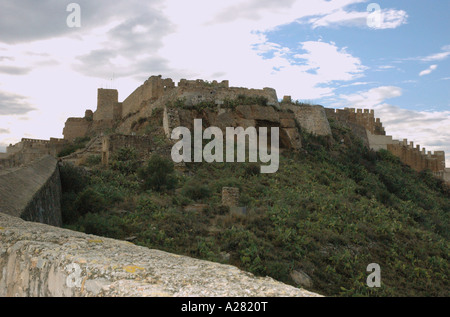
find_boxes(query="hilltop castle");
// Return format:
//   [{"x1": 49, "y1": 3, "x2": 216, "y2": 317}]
[{"x1": 1, "y1": 75, "x2": 449, "y2": 184}]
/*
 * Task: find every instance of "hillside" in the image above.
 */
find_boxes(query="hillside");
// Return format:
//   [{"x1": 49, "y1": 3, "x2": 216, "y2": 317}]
[{"x1": 60, "y1": 117, "x2": 450, "y2": 297}]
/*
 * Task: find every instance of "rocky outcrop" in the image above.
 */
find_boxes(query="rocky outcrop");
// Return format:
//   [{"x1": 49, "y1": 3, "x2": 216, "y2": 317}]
[
  {"x1": 282, "y1": 104, "x2": 332, "y2": 137},
  {"x1": 0, "y1": 213, "x2": 321, "y2": 297},
  {"x1": 164, "y1": 104, "x2": 302, "y2": 150}
]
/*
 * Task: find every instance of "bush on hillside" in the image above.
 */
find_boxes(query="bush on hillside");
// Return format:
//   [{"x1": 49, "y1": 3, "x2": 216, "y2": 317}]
[{"x1": 138, "y1": 154, "x2": 177, "y2": 192}]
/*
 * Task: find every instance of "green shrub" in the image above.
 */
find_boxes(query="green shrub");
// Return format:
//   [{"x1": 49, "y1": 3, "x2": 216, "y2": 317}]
[
  {"x1": 86, "y1": 155, "x2": 101, "y2": 166},
  {"x1": 75, "y1": 188, "x2": 106, "y2": 215},
  {"x1": 244, "y1": 163, "x2": 260, "y2": 177},
  {"x1": 57, "y1": 137, "x2": 91, "y2": 157},
  {"x1": 181, "y1": 179, "x2": 211, "y2": 201},
  {"x1": 59, "y1": 163, "x2": 87, "y2": 194},
  {"x1": 78, "y1": 213, "x2": 122, "y2": 238},
  {"x1": 217, "y1": 205, "x2": 230, "y2": 215},
  {"x1": 61, "y1": 191, "x2": 79, "y2": 224},
  {"x1": 138, "y1": 154, "x2": 177, "y2": 192},
  {"x1": 110, "y1": 147, "x2": 140, "y2": 175}
]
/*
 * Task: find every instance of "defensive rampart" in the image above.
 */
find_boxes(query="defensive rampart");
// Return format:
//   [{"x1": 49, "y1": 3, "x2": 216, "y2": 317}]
[{"x1": 0, "y1": 155, "x2": 62, "y2": 227}]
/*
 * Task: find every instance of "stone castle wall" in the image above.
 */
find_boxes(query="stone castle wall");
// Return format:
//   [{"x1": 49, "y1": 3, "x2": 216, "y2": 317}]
[
  {"x1": 0, "y1": 155, "x2": 62, "y2": 226},
  {"x1": 63, "y1": 118, "x2": 91, "y2": 141},
  {"x1": 325, "y1": 108, "x2": 385, "y2": 136},
  {"x1": 222, "y1": 187, "x2": 240, "y2": 207},
  {"x1": 327, "y1": 108, "x2": 447, "y2": 175},
  {"x1": 0, "y1": 138, "x2": 67, "y2": 169},
  {"x1": 101, "y1": 134, "x2": 155, "y2": 166},
  {"x1": 387, "y1": 142, "x2": 445, "y2": 173},
  {"x1": 121, "y1": 76, "x2": 175, "y2": 117},
  {"x1": 178, "y1": 80, "x2": 279, "y2": 109},
  {"x1": 94, "y1": 89, "x2": 119, "y2": 121},
  {"x1": 282, "y1": 102, "x2": 332, "y2": 136}
]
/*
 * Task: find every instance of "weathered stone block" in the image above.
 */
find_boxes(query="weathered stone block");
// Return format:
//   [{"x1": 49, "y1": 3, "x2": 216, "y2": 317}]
[{"x1": 222, "y1": 187, "x2": 240, "y2": 207}]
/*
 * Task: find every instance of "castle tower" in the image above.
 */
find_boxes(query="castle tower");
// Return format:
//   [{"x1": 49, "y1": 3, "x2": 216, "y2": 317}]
[{"x1": 93, "y1": 88, "x2": 119, "y2": 121}]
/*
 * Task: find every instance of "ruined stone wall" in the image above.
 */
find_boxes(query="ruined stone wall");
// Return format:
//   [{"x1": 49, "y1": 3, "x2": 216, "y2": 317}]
[
  {"x1": 63, "y1": 118, "x2": 91, "y2": 141},
  {"x1": 117, "y1": 88, "x2": 179, "y2": 135},
  {"x1": 0, "y1": 139, "x2": 67, "y2": 168},
  {"x1": 178, "y1": 79, "x2": 229, "y2": 89},
  {"x1": 0, "y1": 156, "x2": 62, "y2": 226},
  {"x1": 69, "y1": 76, "x2": 281, "y2": 137},
  {"x1": 122, "y1": 76, "x2": 175, "y2": 118},
  {"x1": 0, "y1": 158, "x2": 13, "y2": 169},
  {"x1": 101, "y1": 134, "x2": 155, "y2": 166},
  {"x1": 222, "y1": 187, "x2": 240, "y2": 207},
  {"x1": 177, "y1": 80, "x2": 279, "y2": 109},
  {"x1": 63, "y1": 117, "x2": 119, "y2": 141},
  {"x1": 282, "y1": 103, "x2": 332, "y2": 136},
  {"x1": 163, "y1": 106, "x2": 181, "y2": 138},
  {"x1": 6, "y1": 142, "x2": 23, "y2": 155}
]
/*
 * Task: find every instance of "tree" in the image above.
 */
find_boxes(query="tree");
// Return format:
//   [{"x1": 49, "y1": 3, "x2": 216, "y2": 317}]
[{"x1": 138, "y1": 154, "x2": 177, "y2": 192}]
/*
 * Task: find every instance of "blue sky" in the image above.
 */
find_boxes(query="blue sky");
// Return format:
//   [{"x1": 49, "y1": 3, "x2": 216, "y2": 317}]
[
  {"x1": 260, "y1": 1, "x2": 449, "y2": 109},
  {"x1": 0, "y1": 0, "x2": 449, "y2": 164}
]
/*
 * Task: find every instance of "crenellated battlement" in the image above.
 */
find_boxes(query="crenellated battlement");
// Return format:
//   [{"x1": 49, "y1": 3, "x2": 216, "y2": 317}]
[
  {"x1": 21, "y1": 138, "x2": 51, "y2": 145},
  {"x1": 325, "y1": 107, "x2": 385, "y2": 135},
  {"x1": 325, "y1": 107, "x2": 447, "y2": 176},
  {"x1": 2, "y1": 138, "x2": 68, "y2": 168},
  {"x1": 178, "y1": 79, "x2": 229, "y2": 89},
  {"x1": 386, "y1": 138, "x2": 446, "y2": 173}
]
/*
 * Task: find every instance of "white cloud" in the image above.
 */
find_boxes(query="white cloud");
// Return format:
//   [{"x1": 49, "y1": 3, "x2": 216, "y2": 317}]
[
  {"x1": 420, "y1": 45, "x2": 450, "y2": 62},
  {"x1": 419, "y1": 64, "x2": 438, "y2": 76},
  {"x1": 160, "y1": 3, "x2": 367, "y2": 100},
  {"x1": 260, "y1": 39, "x2": 367, "y2": 99},
  {"x1": 376, "y1": 9, "x2": 409, "y2": 29},
  {"x1": 378, "y1": 65, "x2": 394, "y2": 69},
  {"x1": 308, "y1": 7, "x2": 408, "y2": 29},
  {"x1": 339, "y1": 81, "x2": 374, "y2": 88},
  {"x1": 337, "y1": 86, "x2": 402, "y2": 108},
  {"x1": 308, "y1": 9, "x2": 367, "y2": 28},
  {"x1": 422, "y1": 52, "x2": 450, "y2": 62},
  {"x1": 404, "y1": 45, "x2": 450, "y2": 63}
]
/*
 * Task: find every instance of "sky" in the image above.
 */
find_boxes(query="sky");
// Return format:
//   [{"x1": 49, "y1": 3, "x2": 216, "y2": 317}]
[{"x1": 0, "y1": 0, "x2": 449, "y2": 165}]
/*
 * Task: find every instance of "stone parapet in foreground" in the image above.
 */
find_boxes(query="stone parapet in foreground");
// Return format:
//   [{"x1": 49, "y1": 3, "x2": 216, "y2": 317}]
[{"x1": 0, "y1": 213, "x2": 321, "y2": 297}]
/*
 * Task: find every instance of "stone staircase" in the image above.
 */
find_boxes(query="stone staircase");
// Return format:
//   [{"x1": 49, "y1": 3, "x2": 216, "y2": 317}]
[{"x1": 60, "y1": 136, "x2": 103, "y2": 165}]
